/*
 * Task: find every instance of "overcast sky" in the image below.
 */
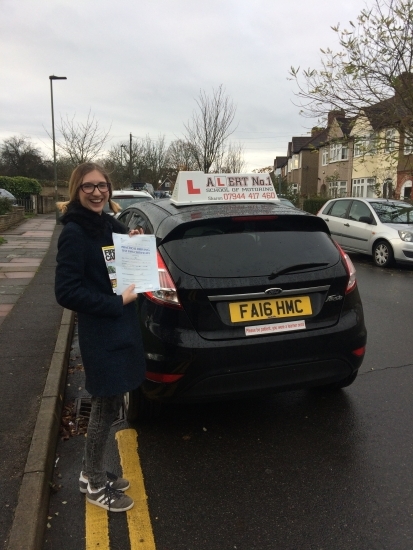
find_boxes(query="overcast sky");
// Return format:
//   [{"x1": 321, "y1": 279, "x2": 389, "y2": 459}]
[{"x1": 1, "y1": 0, "x2": 367, "y2": 171}]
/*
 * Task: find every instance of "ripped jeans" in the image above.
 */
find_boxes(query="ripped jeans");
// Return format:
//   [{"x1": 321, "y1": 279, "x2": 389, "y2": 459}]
[{"x1": 82, "y1": 394, "x2": 123, "y2": 489}]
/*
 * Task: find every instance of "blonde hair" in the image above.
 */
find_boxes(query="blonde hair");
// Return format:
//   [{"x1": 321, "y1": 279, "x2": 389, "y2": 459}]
[{"x1": 57, "y1": 162, "x2": 121, "y2": 214}]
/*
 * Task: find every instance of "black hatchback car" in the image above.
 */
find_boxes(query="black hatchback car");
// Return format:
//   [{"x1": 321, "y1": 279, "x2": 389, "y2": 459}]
[{"x1": 118, "y1": 199, "x2": 367, "y2": 420}]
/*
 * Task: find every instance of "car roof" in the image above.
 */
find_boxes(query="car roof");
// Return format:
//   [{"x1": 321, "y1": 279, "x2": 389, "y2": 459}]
[
  {"x1": 327, "y1": 197, "x2": 408, "y2": 205},
  {"x1": 112, "y1": 189, "x2": 152, "y2": 197},
  {"x1": 0, "y1": 188, "x2": 16, "y2": 198},
  {"x1": 125, "y1": 198, "x2": 327, "y2": 241}
]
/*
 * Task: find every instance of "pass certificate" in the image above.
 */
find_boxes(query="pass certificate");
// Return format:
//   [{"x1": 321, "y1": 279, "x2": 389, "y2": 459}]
[{"x1": 112, "y1": 233, "x2": 160, "y2": 294}]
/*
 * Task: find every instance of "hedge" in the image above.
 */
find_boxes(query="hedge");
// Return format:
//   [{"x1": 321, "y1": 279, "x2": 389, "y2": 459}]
[
  {"x1": 0, "y1": 176, "x2": 42, "y2": 198},
  {"x1": 302, "y1": 196, "x2": 330, "y2": 215},
  {"x1": 0, "y1": 196, "x2": 13, "y2": 215}
]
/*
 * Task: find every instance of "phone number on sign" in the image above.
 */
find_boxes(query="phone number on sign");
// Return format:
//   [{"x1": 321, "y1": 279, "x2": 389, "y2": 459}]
[{"x1": 227, "y1": 191, "x2": 276, "y2": 200}]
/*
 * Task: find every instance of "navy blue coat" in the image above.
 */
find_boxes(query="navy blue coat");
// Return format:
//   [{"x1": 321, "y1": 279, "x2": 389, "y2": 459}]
[{"x1": 55, "y1": 203, "x2": 146, "y2": 396}]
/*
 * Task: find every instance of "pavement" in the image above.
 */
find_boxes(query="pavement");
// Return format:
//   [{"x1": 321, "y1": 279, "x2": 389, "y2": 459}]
[{"x1": 0, "y1": 214, "x2": 74, "y2": 550}]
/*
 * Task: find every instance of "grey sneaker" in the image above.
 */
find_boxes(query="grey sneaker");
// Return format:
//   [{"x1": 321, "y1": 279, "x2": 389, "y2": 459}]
[
  {"x1": 79, "y1": 471, "x2": 130, "y2": 493},
  {"x1": 86, "y1": 482, "x2": 134, "y2": 512}
]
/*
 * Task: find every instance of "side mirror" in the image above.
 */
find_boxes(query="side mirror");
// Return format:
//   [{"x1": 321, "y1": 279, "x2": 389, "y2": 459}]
[{"x1": 359, "y1": 216, "x2": 373, "y2": 224}]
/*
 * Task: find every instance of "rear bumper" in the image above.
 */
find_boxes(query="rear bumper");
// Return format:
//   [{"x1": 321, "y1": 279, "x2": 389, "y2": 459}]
[
  {"x1": 139, "y1": 305, "x2": 367, "y2": 403},
  {"x1": 142, "y1": 358, "x2": 360, "y2": 403}
]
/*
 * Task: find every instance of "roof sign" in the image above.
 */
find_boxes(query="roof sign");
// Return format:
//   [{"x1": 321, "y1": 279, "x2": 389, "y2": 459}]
[{"x1": 170, "y1": 171, "x2": 279, "y2": 206}]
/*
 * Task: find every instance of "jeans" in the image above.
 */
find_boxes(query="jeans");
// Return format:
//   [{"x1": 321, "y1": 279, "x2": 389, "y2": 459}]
[{"x1": 82, "y1": 394, "x2": 123, "y2": 489}]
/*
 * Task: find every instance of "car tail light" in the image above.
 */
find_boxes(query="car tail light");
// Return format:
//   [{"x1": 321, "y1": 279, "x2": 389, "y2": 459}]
[
  {"x1": 352, "y1": 346, "x2": 366, "y2": 357},
  {"x1": 144, "y1": 252, "x2": 182, "y2": 309},
  {"x1": 146, "y1": 372, "x2": 184, "y2": 383},
  {"x1": 334, "y1": 242, "x2": 357, "y2": 294}
]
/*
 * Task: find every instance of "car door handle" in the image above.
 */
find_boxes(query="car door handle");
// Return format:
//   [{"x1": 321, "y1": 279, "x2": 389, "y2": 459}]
[
  {"x1": 324, "y1": 218, "x2": 329, "y2": 222},
  {"x1": 344, "y1": 223, "x2": 350, "y2": 227}
]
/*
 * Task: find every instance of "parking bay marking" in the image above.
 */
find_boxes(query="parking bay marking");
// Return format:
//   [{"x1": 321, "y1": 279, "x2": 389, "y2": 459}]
[
  {"x1": 85, "y1": 428, "x2": 155, "y2": 549},
  {"x1": 85, "y1": 498, "x2": 110, "y2": 549},
  {"x1": 116, "y1": 428, "x2": 156, "y2": 550}
]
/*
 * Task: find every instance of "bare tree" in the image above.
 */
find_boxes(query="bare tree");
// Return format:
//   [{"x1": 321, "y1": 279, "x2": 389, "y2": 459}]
[
  {"x1": 216, "y1": 142, "x2": 246, "y2": 173},
  {"x1": 106, "y1": 135, "x2": 169, "y2": 187},
  {"x1": 290, "y1": 0, "x2": 413, "y2": 146},
  {"x1": 167, "y1": 139, "x2": 198, "y2": 176},
  {"x1": 141, "y1": 135, "x2": 169, "y2": 186},
  {"x1": 56, "y1": 110, "x2": 111, "y2": 165},
  {"x1": 184, "y1": 85, "x2": 237, "y2": 173},
  {"x1": 106, "y1": 140, "x2": 146, "y2": 188}
]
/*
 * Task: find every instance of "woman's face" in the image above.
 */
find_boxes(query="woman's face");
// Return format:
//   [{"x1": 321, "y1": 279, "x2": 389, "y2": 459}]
[{"x1": 78, "y1": 169, "x2": 110, "y2": 214}]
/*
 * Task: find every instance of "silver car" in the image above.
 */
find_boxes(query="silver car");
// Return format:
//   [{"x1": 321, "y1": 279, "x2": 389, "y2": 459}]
[
  {"x1": 103, "y1": 189, "x2": 153, "y2": 217},
  {"x1": 317, "y1": 197, "x2": 413, "y2": 268}
]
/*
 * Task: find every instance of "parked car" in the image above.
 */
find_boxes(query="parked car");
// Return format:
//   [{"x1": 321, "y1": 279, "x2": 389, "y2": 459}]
[
  {"x1": 104, "y1": 189, "x2": 153, "y2": 216},
  {"x1": 131, "y1": 182, "x2": 155, "y2": 197},
  {"x1": 118, "y1": 194, "x2": 367, "y2": 420},
  {"x1": 154, "y1": 190, "x2": 172, "y2": 199},
  {"x1": 278, "y1": 197, "x2": 296, "y2": 208},
  {"x1": 0, "y1": 188, "x2": 17, "y2": 204},
  {"x1": 317, "y1": 197, "x2": 413, "y2": 268}
]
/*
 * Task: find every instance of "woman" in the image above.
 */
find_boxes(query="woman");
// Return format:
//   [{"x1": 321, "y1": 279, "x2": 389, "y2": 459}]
[{"x1": 55, "y1": 162, "x2": 146, "y2": 512}]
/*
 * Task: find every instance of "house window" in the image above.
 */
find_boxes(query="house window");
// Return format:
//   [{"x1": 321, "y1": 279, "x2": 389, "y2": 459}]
[
  {"x1": 322, "y1": 149, "x2": 328, "y2": 166},
  {"x1": 292, "y1": 154, "x2": 299, "y2": 169},
  {"x1": 385, "y1": 129, "x2": 396, "y2": 153},
  {"x1": 287, "y1": 158, "x2": 292, "y2": 173},
  {"x1": 354, "y1": 133, "x2": 377, "y2": 156},
  {"x1": 290, "y1": 183, "x2": 298, "y2": 195},
  {"x1": 354, "y1": 138, "x2": 364, "y2": 157},
  {"x1": 404, "y1": 135, "x2": 413, "y2": 155},
  {"x1": 329, "y1": 142, "x2": 348, "y2": 162},
  {"x1": 329, "y1": 180, "x2": 348, "y2": 198},
  {"x1": 352, "y1": 177, "x2": 376, "y2": 197},
  {"x1": 367, "y1": 133, "x2": 377, "y2": 155}
]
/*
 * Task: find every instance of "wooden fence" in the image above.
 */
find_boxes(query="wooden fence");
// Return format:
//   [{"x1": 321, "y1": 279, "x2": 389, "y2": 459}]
[{"x1": 16, "y1": 195, "x2": 58, "y2": 214}]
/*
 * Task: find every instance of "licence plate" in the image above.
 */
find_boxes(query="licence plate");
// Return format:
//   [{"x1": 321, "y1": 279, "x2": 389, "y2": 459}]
[{"x1": 229, "y1": 296, "x2": 312, "y2": 323}]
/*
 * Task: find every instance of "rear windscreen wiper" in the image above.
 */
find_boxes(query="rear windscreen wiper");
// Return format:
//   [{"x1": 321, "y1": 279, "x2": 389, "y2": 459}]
[{"x1": 268, "y1": 262, "x2": 330, "y2": 280}]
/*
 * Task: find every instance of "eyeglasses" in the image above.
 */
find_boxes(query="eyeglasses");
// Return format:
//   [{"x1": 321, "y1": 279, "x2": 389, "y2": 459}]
[{"x1": 79, "y1": 182, "x2": 110, "y2": 194}]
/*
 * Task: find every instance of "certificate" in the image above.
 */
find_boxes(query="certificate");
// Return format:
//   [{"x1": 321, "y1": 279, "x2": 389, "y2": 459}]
[{"x1": 111, "y1": 233, "x2": 160, "y2": 294}]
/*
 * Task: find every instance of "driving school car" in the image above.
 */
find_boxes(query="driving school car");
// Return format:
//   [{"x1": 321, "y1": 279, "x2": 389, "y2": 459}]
[{"x1": 119, "y1": 171, "x2": 367, "y2": 420}]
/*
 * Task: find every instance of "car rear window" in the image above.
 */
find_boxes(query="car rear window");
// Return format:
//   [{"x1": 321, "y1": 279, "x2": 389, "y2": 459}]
[{"x1": 161, "y1": 216, "x2": 340, "y2": 277}]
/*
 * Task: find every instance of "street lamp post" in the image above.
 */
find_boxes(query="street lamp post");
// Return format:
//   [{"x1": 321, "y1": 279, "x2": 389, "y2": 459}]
[
  {"x1": 49, "y1": 75, "x2": 67, "y2": 223},
  {"x1": 120, "y1": 144, "x2": 127, "y2": 166}
]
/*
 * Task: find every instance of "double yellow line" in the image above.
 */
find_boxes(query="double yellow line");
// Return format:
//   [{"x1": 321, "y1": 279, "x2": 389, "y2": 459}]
[{"x1": 85, "y1": 428, "x2": 155, "y2": 549}]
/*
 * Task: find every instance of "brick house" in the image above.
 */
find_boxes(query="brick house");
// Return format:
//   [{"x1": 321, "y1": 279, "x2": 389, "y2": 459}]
[
  {"x1": 317, "y1": 112, "x2": 355, "y2": 197},
  {"x1": 283, "y1": 129, "x2": 328, "y2": 197}
]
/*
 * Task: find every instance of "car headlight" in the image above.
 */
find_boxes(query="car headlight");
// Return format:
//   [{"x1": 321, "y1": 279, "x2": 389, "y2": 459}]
[{"x1": 398, "y1": 230, "x2": 413, "y2": 242}]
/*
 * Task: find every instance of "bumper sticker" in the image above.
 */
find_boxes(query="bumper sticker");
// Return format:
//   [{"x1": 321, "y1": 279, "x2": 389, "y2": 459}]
[{"x1": 245, "y1": 320, "x2": 306, "y2": 336}]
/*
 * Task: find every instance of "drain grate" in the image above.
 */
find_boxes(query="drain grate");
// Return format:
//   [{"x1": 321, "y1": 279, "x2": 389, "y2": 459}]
[{"x1": 74, "y1": 397, "x2": 125, "y2": 430}]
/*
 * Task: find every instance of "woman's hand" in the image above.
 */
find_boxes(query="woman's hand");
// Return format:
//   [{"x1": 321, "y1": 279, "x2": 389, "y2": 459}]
[
  {"x1": 129, "y1": 227, "x2": 144, "y2": 236},
  {"x1": 122, "y1": 284, "x2": 138, "y2": 305}
]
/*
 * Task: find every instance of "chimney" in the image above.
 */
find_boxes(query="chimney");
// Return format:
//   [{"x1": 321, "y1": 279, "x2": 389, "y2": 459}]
[
  {"x1": 327, "y1": 109, "x2": 345, "y2": 126},
  {"x1": 311, "y1": 126, "x2": 323, "y2": 136},
  {"x1": 393, "y1": 72, "x2": 413, "y2": 103}
]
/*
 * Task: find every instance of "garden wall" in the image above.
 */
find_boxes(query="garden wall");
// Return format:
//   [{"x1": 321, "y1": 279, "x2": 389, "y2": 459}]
[{"x1": 0, "y1": 207, "x2": 25, "y2": 232}]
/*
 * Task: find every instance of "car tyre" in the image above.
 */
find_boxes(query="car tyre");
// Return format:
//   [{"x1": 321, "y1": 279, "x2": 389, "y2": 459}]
[
  {"x1": 124, "y1": 387, "x2": 162, "y2": 422},
  {"x1": 373, "y1": 240, "x2": 394, "y2": 268}
]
